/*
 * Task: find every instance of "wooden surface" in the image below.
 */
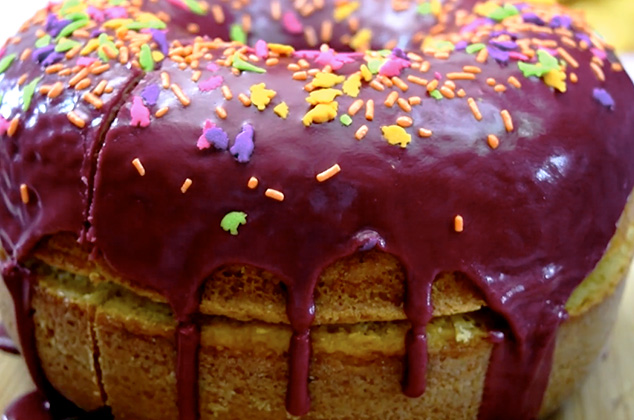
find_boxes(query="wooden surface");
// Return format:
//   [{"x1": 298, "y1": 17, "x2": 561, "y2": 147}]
[{"x1": 0, "y1": 268, "x2": 633, "y2": 418}]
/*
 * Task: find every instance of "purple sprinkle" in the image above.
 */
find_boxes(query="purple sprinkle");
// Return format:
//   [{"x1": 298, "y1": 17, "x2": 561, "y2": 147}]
[
  {"x1": 575, "y1": 33, "x2": 592, "y2": 46},
  {"x1": 141, "y1": 84, "x2": 160, "y2": 107},
  {"x1": 204, "y1": 127, "x2": 230, "y2": 150},
  {"x1": 487, "y1": 46, "x2": 510, "y2": 64},
  {"x1": 41, "y1": 51, "x2": 65, "y2": 67},
  {"x1": 522, "y1": 13, "x2": 545, "y2": 26},
  {"x1": 550, "y1": 15, "x2": 572, "y2": 30},
  {"x1": 47, "y1": 18, "x2": 72, "y2": 38},
  {"x1": 454, "y1": 40, "x2": 468, "y2": 51},
  {"x1": 33, "y1": 45, "x2": 55, "y2": 64},
  {"x1": 90, "y1": 29, "x2": 105, "y2": 38},
  {"x1": 490, "y1": 40, "x2": 518, "y2": 51},
  {"x1": 591, "y1": 47, "x2": 607, "y2": 61},
  {"x1": 230, "y1": 124, "x2": 255, "y2": 163},
  {"x1": 150, "y1": 29, "x2": 169, "y2": 55},
  {"x1": 198, "y1": 75, "x2": 223, "y2": 92},
  {"x1": 106, "y1": 6, "x2": 128, "y2": 19},
  {"x1": 460, "y1": 18, "x2": 488, "y2": 34},
  {"x1": 593, "y1": 88, "x2": 615, "y2": 110},
  {"x1": 391, "y1": 47, "x2": 408, "y2": 60},
  {"x1": 86, "y1": 6, "x2": 105, "y2": 23}
]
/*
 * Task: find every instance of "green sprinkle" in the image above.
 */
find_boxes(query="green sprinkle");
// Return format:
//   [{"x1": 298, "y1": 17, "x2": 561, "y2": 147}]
[
  {"x1": 98, "y1": 33, "x2": 119, "y2": 62},
  {"x1": 367, "y1": 58, "x2": 382, "y2": 74},
  {"x1": 183, "y1": 0, "x2": 207, "y2": 15},
  {"x1": 417, "y1": 2, "x2": 432, "y2": 15},
  {"x1": 125, "y1": 20, "x2": 167, "y2": 30},
  {"x1": 55, "y1": 39, "x2": 80, "y2": 52},
  {"x1": 63, "y1": 12, "x2": 89, "y2": 21},
  {"x1": 0, "y1": 54, "x2": 17, "y2": 74},
  {"x1": 487, "y1": 4, "x2": 519, "y2": 22},
  {"x1": 230, "y1": 24, "x2": 247, "y2": 44},
  {"x1": 139, "y1": 44, "x2": 154, "y2": 72},
  {"x1": 377, "y1": 49, "x2": 392, "y2": 58},
  {"x1": 466, "y1": 43, "x2": 486, "y2": 54},
  {"x1": 0, "y1": 93, "x2": 4, "y2": 107},
  {"x1": 60, "y1": 0, "x2": 81, "y2": 13},
  {"x1": 232, "y1": 55, "x2": 266, "y2": 73},
  {"x1": 109, "y1": 0, "x2": 124, "y2": 5},
  {"x1": 220, "y1": 211, "x2": 247, "y2": 235},
  {"x1": 35, "y1": 35, "x2": 51, "y2": 48},
  {"x1": 56, "y1": 19, "x2": 89, "y2": 41},
  {"x1": 430, "y1": 90, "x2": 443, "y2": 100},
  {"x1": 518, "y1": 50, "x2": 560, "y2": 78},
  {"x1": 435, "y1": 40, "x2": 455, "y2": 52},
  {"x1": 340, "y1": 114, "x2": 352, "y2": 126},
  {"x1": 22, "y1": 77, "x2": 42, "y2": 112}
]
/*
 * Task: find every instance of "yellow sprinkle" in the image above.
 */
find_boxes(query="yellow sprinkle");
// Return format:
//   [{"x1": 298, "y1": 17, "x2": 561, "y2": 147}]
[
  {"x1": 381, "y1": 125, "x2": 411, "y2": 148},
  {"x1": 302, "y1": 102, "x2": 338, "y2": 126},
  {"x1": 316, "y1": 163, "x2": 341, "y2": 182},
  {"x1": 313, "y1": 72, "x2": 345, "y2": 88},
  {"x1": 80, "y1": 39, "x2": 99, "y2": 56},
  {"x1": 249, "y1": 83, "x2": 277, "y2": 111},
  {"x1": 306, "y1": 88, "x2": 342, "y2": 105},
  {"x1": 343, "y1": 73, "x2": 361, "y2": 97},
  {"x1": 360, "y1": 64, "x2": 372, "y2": 82},
  {"x1": 152, "y1": 51, "x2": 165, "y2": 63},
  {"x1": 334, "y1": 1, "x2": 359, "y2": 22},
  {"x1": 543, "y1": 69, "x2": 567, "y2": 93},
  {"x1": 350, "y1": 29, "x2": 372, "y2": 51},
  {"x1": 274, "y1": 102, "x2": 289, "y2": 119},
  {"x1": 102, "y1": 19, "x2": 133, "y2": 29},
  {"x1": 268, "y1": 43, "x2": 294, "y2": 56}
]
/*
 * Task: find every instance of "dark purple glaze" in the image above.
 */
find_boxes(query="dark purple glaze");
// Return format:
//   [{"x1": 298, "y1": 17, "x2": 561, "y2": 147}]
[
  {"x1": 2, "y1": 391, "x2": 52, "y2": 420},
  {"x1": 0, "y1": 1, "x2": 634, "y2": 420}
]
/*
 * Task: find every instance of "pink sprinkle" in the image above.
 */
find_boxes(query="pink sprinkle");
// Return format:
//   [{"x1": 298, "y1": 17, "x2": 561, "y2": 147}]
[
  {"x1": 434, "y1": 71, "x2": 442, "y2": 80},
  {"x1": 130, "y1": 96, "x2": 150, "y2": 128},
  {"x1": 378, "y1": 57, "x2": 411, "y2": 77},
  {"x1": 197, "y1": 119, "x2": 216, "y2": 150},
  {"x1": 282, "y1": 11, "x2": 303, "y2": 34},
  {"x1": 86, "y1": 6, "x2": 105, "y2": 23},
  {"x1": 206, "y1": 63, "x2": 219, "y2": 72},
  {"x1": 591, "y1": 47, "x2": 607, "y2": 60},
  {"x1": 77, "y1": 57, "x2": 97, "y2": 67},
  {"x1": 0, "y1": 116, "x2": 9, "y2": 136},
  {"x1": 199, "y1": 75, "x2": 223, "y2": 92},
  {"x1": 0, "y1": 47, "x2": 5, "y2": 59},
  {"x1": 315, "y1": 48, "x2": 355, "y2": 70},
  {"x1": 255, "y1": 40, "x2": 269, "y2": 59},
  {"x1": 106, "y1": 6, "x2": 128, "y2": 19},
  {"x1": 166, "y1": 0, "x2": 189, "y2": 11},
  {"x1": 509, "y1": 51, "x2": 529, "y2": 61}
]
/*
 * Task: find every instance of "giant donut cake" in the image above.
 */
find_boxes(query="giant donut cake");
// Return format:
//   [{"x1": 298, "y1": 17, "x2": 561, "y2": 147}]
[{"x1": 1, "y1": 0, "x2": 634, "y2": 419}]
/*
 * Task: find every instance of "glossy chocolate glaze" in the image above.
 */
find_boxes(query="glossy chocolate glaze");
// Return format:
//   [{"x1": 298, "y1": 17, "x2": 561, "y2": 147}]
[{"x1": 2, "y1": 1, "x2": 634, "y2": 420}]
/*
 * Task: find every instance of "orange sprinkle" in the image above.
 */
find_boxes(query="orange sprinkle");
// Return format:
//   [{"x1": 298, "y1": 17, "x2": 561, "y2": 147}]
[
  {"x1": 181, "y1": 178, "x2": 193, "y2": 194},
  {"x1": 486, "y1": 78, "x2": 496, "y2": 86},
  {"x1": 265, "y1": 188, "x2": 284, "y2": 202},
  {"x1": 58, "y1": 68, "x2": 71, "y2": 77},
  {"x1": 131, "y1": 158, "x2": 146, "y2": 176},
  {"x1": 355, "y1": 125, "x2": 369, "y2": 140},
  {"x1": 321, "y1": 20, "x2": 333, "y2": 43},
  {"x1": 39, "y1": 85, "x2": 51, "y2": 95},
  {"x1": 444, "y1": 81, "x2": 456, "y2": 91},
  {"x1": 434, "y1": 51, "x2": 449, "y2": 60},
  {"x1": 494, "y1": 84, "x2": 507, "y2": 93},
  {"x1": 370, "y1": 80, "x2": 385, "y2": 91},
  {"x1": 426, "y1": 79, "x2": 439, "y2": 92},
  {"x1": 501, "y1": 110, "x2": 513, "y2": 132},
  {"x1": 365, "y1": 99, "x2": 374, "y2": 121},
  {"x1": 292, "y1": 71, "x2": 308, "y2": 81},
  {"x1": 119, "y1": 46, "x2": 129, "y2": 64},
  {"x1": 463, "y1": 65, "x2": 482, "y2": 74},
  {"x1": 221, "y1": 85, "x2": 233, "y2": 100},
  {"x1": 420, "y1": 61, "x2": 431, "y2": 73},
  {"x1": 316, "y1": 163, "x2": 341, "y2": 182},
  {"x1": 191, "y1": 70, "x2": 202, "y2": 82},
  {"x1": 396, "y1": 116, "x2": 413, "y2": 128},
  {"x1": 408, "y1": 96, "x2": 422, "y2": 106},
  {"x1": 7, "y1": 117, "x2": 19, "y2": 137},
  {"x1": 418, "y1": 128, "x2": 432, "y2": 138},
  {"x1": 476, "y1": 48, "x2": 488, "y2": 63},
  {"x1": 487, "y1": 134, "x2": 500, "y2": 149},
  {"x1": 440, "y1": 86, "x2": 455, "y2": 99},
  {"x1": 407, "y1": 75, "x2": 427, "y2": 86},
  {"x1": 17, "y1": 74, "x2": 27, "y2": 86},
  {"x1": 69, "y1": 68, "x2": 90, "y2": 87},
  {"x1": 105, "y1": 86, "x2": 114, "y2": 94},
  {"x1": 287, "y1": 63, "x2": 301, "y2": 72},
  {"x1": 211, "y1": 4, "x2": 225, "y2": 23},
  {"x1": 247, "y1": 176, "x2": 259, "y2": 189},
  {"x1": 20, "y1": 48, "x2": 32, "y2": 61},
  {"x1": 48, "y1": 82, "x2": 64, "y2": 99},
  {"x1": 19, "y1": 184, "x2": 29, "y2": 204},
  {"x1": 161, "y1": 72, "x2": 170, "y2": 89},
  {"x1": 467, "y1": 98, "x2": 482, "y2": 121},
  {"x1": 384, "y1": 91, "x2": 399, "y2": 107},
  {"x1": 171, "y1": 84, "x2": 191, "y2": 106},
  {"x1": 82, "y1": 92, "x2": 103, "y2": 109},
  {"x1": 392, "y1": 77, "x2": 409, "y2": 92},
  {"x1": 155, "y1": 106, "x2": 169, "y2": 118},
  {"x1": 75, "y1": 78, "x2": 92, "y2": 91},
  {"x1": 457, "y1": 89, "x2": 466, "y2": 98},
  {"x1": 348, "y1": 99, "x2": 364, "y2": 116},
  {"x1": 590, "y1": 62, "x2": 605, "y2": 82},
  {"x1": 507, "y1": 76, "x2": 522, "y2": 89},
  {"x1": 557, "y1": 47, "x2": 579, "y2": 69},
  {"x1": 45, "y1": 63, "x2": 64, "y2": 74},
  {"x1": 447, "y1": 72, "x2": 476, "y2": 81},
  {"x1": 397, "y1": 98, "x2": 412, "y2": 112},
  {"x1": 91, "y1": 64, "x2": 110, "y2": 75},
  {"x1": 238, "y1": 93, "x2": 252, "y2": 107},
  {"x1": 65, "y1": 45, "x2": 81, "y2": 60},
  {"x1": 454, "y1": 215, "x2": 464, "y2": 233},
  {"x1": 612, "y1": 62, "x2": 624, "y2": 72},
  {"x1": 93, "y1": 80, "x2": 108, "y2": 96},
  {"x1": 215, "y1": 106, "x2": 227, "y2": 119},
  {"x1": 100, "y1": 45, "x2": 118, "y2": 60},
  {"x1": 67, "y1": 111, "x2": 86, "y2": 128}
]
